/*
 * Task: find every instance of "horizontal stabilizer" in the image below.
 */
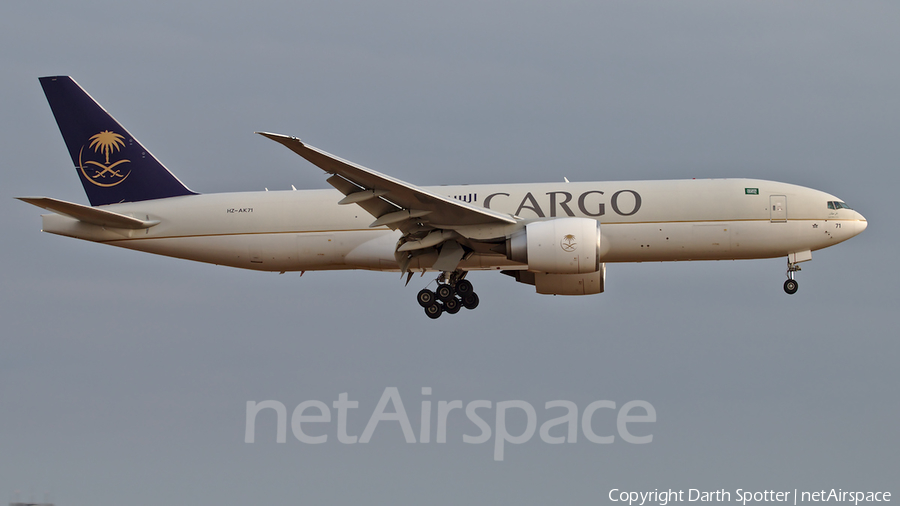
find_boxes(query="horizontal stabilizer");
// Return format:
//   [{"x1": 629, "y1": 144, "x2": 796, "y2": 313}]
[{"x1": 17, "y1": 197, "x2": 159, "y2": 229}]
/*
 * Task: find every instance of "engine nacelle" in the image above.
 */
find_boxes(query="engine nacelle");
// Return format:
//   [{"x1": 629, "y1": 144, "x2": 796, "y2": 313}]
[
  {"x1": 507, "y1": 217, "x2": 602, "y2": 274},
  {"x1": 501, "y1": 264, "x2": 606, "y2": 295},
  {"x1": 536, "y1": 264, "x2": 606, "y2": 295}
]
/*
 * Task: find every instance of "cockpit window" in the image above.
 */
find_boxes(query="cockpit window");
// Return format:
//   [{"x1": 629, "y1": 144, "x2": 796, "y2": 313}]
[
  {"x1": 827, "y1": 202, "x2": 835, "y2": 210},
  {"x1": 827, "y1": 201, "x2": 853, "y2": 210}
]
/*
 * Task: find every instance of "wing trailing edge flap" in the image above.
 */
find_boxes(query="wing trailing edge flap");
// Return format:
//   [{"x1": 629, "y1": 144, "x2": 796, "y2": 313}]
[
  {"x1": 432, "y1": 240, "x2": 466, "y2": 272},
  {"x1": 257, "y1": 132, "x2": 518, "y2": 234},
  {"x1": 17, "y1": 197, "x2": 159, "y2": 229}
]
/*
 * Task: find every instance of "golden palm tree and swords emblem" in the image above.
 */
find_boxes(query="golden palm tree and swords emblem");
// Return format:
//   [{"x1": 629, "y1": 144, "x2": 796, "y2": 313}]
[
  {"x1": 560, "y1": 234, "x2": 577, "y2": 252},
  {"x1": 78, "y1": 130, "x2": 132, "y2": 187}
]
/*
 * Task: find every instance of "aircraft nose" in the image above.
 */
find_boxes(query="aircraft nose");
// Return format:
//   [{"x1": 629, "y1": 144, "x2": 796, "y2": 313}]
[{"x1": 854, "y1": 211, "x2": 867, "y2": 235}]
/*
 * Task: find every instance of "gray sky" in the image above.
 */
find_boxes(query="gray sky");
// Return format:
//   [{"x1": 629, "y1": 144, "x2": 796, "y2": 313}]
[{"x1": 1, "y1": 2, "x2": 897, "y2": 505}]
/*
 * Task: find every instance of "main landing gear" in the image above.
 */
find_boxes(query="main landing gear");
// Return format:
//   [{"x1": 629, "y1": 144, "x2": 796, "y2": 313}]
[
  {"x1": 784, "y1": 258, "x2": 801, "y2": 295},
  {"x1": 417, "y1": 271, "x2": 480, "y2": 319}
]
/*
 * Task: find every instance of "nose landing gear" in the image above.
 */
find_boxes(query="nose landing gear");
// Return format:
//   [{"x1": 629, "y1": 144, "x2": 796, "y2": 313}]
[
  {"x1": 784, "y1": 258, "x2": 801, "y2": 294},
  {"x1": 418, "y1": 271, "x2": 479, "y2": 319}
]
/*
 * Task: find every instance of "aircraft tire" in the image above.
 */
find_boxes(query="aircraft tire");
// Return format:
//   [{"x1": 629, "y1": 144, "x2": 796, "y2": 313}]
[
  {"x1": 425, "y1": 302, "x2": 443, "y2": 319},
  {"x1": 462, "y1": 292, "x2": 479, "y2": 310},
  {"x1": 436, "y1": 283, "x2": 454, "y2": 301},
  {"x1": 784, "y1": 279, "x2": 799, "y2": 294},
  {"x1": 417, "y1": 288, "x2": 436, "y2": 307},
  {"x1": 444, "y1": 297, "x2": 461, "y2": 314},
  {"x1": 455, "y1": 279, "x2": 473, "y2": 295}
]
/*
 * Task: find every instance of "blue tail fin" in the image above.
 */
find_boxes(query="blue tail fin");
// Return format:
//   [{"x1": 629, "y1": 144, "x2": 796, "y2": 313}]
[{"x1": 39, "y1": 76, "x2": 196, "y2": 206}]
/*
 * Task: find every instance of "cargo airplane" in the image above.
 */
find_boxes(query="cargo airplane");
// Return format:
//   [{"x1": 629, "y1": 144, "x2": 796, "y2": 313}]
[{"x1": 20, "y1": 76, "x2": 868, "y2": 318}]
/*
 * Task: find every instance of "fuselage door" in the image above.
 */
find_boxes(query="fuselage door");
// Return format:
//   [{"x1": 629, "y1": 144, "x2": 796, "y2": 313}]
[{"x1": 770, "y1": 195, "x2": 787, "y2": 223}]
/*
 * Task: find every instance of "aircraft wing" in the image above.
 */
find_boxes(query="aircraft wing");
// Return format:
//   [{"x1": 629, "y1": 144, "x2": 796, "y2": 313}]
[{"x1": 257, "y1": 132, "x2": 517, "y2": 230}]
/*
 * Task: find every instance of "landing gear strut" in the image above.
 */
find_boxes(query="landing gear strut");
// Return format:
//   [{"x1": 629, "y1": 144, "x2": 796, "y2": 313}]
[
  {"x1": 418, "y1": 270, "x2": 479, "y2": 319},
  {"x1": 784, "y1": 258, "x2": 801, "y2": 295}
]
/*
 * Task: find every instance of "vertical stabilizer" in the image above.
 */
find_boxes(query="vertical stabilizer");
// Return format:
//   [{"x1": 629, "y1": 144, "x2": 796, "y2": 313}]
[{"x1": 39, "y1": 76, "x2": 196, "y2": 206}]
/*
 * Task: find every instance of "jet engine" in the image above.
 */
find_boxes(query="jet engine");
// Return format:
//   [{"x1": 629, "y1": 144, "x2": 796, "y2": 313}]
[
  {"x1": 506, "y1": 217, "x2": 602, "y2": 274},
  {"x1": 504, "y1": 218, "x2": 605, "y2": 295}
]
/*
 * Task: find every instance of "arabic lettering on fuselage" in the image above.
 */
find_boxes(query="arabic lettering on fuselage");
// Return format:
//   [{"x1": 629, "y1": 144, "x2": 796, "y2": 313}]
[{"x1": 448, "y1": 189, "x2": 642, "y2": 218}]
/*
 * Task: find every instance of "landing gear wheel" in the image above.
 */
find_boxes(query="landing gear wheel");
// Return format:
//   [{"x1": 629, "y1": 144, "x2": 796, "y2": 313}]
[
  {"x1": 417, "y1": 289, "x2": 436, "y2": 307},
  {"x1": 455, "y1": 279, "x2": 473, "y2": 295},
  {"x1": 424, "y1": 302, "x2": 443, "y2": 319},
  {"x1": 784, "y1": 279, "x2": 799, "y2": 295},
  {"x1": 436, "y1": 283, "x2": 454, "y2": 302},
  {"x1": 444, "y1": 297, "x2": 461, "y2": 314},
  {"x1": 462, "y1": 292, "x2": 479, "y2": 310}
]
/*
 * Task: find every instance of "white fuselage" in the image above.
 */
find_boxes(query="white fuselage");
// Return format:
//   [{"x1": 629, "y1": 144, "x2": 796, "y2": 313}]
[{"x1": 39, "y1": 178, "x2": 867, "y2": 273}]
